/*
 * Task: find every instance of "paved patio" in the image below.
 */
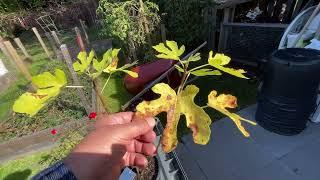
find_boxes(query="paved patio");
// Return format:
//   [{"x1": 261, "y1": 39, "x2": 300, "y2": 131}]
[{"x1": 176, "y1": 104, "x2": 320, "y2": 180}]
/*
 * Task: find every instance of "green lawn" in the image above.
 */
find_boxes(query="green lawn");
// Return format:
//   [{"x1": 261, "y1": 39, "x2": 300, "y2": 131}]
[
  {"x1": 175, "y1": 74, "x2": 258, "y2": 138},
  {"x1": 0, "y1": 30, "x2": 88, "y2": 141},
  {"x1": 101, "y1": 74, "x2": 133, "y2": 113},
  {"x1": 0, "y1": 151, "x2": 50, "y2": 180}
]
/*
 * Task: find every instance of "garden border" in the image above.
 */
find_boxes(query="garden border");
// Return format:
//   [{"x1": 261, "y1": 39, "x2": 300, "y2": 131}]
[{"x1": 0, "y1": 119, "x2": 86, "y2": 163}]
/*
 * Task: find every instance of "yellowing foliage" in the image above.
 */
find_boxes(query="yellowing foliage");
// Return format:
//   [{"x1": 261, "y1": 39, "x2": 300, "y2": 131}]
[
  {"x1": 208, "y1": 51, "x2": 248, "y2": 79},
  {"x1": 207, "y1": 91, "x2": 257, "y2": 137},
  {"x1": 13, "y1": 69, "x2": 67, "y2": 117},
  {"x1": 136, "y1": 83, "x2": 211, "y2": 153}
]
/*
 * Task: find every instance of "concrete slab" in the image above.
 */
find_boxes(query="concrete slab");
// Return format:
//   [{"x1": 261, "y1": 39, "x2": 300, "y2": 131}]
[
  {"x1": 279, "y1": 137, "x2": 320, "y2": 180},
  {"x1": 176, "y1": 104, "x2": 320, "y2": 180},
  {"x1": 239, "y1": 160, "x2": 301, "y2": 180},
  {"x1": 241, "y1": 105, "x2": 320, "y2": 158},
  {"x1": 177, "y1": 107, "x2": 275, "y2": 179}
]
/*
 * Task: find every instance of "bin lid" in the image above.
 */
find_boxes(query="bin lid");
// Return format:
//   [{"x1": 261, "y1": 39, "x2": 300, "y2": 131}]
[{"x1": 271, "y1": 48, "x2": 320, "y2": 65}]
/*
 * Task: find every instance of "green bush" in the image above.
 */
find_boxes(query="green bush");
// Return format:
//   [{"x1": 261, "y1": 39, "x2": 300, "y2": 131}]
[
  {"x1": 153, "y1": 0, "x2": 217, "y2": 47},
  {"x1": 97, "y1": 0, "x2": 160, "y2": 62}
]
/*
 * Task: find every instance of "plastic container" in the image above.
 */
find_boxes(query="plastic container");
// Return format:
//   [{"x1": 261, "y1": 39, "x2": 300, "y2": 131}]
[{"x1": 256, "y1": 48, "x2": 320, "y2": 135}]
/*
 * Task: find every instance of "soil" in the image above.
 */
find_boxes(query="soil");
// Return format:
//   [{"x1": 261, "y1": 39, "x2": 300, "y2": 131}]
[{"x1": 135, "y1": 157, "x2": 158, "y2": 180}]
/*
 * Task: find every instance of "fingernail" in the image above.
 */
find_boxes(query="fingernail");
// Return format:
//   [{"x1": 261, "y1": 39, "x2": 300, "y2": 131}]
[{"x1": 146, "y1": 117, "x2": 156, "y2": 127}]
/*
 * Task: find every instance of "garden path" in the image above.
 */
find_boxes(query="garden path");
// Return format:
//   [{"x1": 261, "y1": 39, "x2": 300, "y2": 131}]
[{"x1": 177, "y1": 104, "x2": 320, "y2": 180}]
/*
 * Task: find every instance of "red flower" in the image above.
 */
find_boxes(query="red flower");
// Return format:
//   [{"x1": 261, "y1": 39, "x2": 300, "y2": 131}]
[
  {"x1": 51, "y1": 129, "x2": 57, "y2": 135},
  {"x1": 89, "y1": 112, "x2": 97, "y2": 119}
]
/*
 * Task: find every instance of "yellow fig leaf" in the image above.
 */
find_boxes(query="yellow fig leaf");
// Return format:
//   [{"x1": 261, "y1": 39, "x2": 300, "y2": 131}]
[
  {"x1": 103, "y1": 57, "x2": 119, "y2": 73},
  {"x1": 136, "y1": 83, "x2": 179, "y2": 152},
  {"x1": 13, "y1": 93, "x2": 47, "y2": 116},
  {"x1": 190, "y1": 68, "x2": 222, "y2": 76},
  {"x1": 208, "y1": 51, "x2": 249, "y2": 79},
  {"x1": 207, "y1": 90, "x2": 256, "y2": 137},
  {"x1": 186, "y1": 53, "x2": 201, "y2": 62},
  {"x1": 13, "y1": 69, "x2": 67, "y2": 117},
  {"x1": 73, "y1": 51, "x2": 95, "y2": 73},
  {"x1": 136, "y1": 83, "x2": 212, "y2": 153},
  {"x1": 32, "y1": 69, "x2": 67, "y2": 89},
  {"x1": 152, "y1": 41, "x2": 185, "y2": 60},
  {"x1": 120, "y1": 70, "x2": 138, "y2": 78},
  {"x1": 179, "y1": 85, "x2": 211, "y2": 145}
]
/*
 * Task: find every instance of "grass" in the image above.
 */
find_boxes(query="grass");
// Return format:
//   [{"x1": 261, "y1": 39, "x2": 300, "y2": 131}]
[
  {"x1": 100, "y1": 74, "x2": 133, "y2": 113},
  {"x1": 0, "y1": 35, "x2": 51, "y2": 120},
  {"x1": 0, "y1": 28, "x2": 132, "y2": 142},
  {"x1": 0, "y1": 151, "x2": 50, "y2": 180},
  {"x1": 174, "y1": 74, "x2": 258, "y2": 138},
  {"x1": 0, "y1": 30, "x2": 91, "y2": 142}
]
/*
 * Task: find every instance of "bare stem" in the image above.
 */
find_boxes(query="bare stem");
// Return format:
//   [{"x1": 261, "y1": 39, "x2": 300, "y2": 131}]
[
  {"x1": 177, "y1": 59, "x2": 191, "y2": 94},
  {"x1": 189, "y1": 63, "x2": 210, "y2": 72},
  {"x1": 201, "y1": 105, "x2": 209, "y2": 109},
  {"x1": 93, "y1": 79, "x2": 110, "y2": 113},
  {"x1": 101, "y1": 74, "x2": 112, "y2": 94},
  {"x1": 66, "y1": 85, "x2": 84, "y2": 88}
]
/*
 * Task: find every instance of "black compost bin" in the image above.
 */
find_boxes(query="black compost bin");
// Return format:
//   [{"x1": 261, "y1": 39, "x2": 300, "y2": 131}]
[{"x1": 256, "y1": 48, "x2": 320, "y2": 135}]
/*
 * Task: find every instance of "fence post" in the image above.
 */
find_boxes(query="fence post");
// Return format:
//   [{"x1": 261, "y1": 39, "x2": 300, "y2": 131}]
[
  {"x1": 79, "y1": 19, "x2": 90, "y2": 45},
  {"x1": 45, "y1": 32, "x2": 61, "y2": 59},
  {"x1": 14, "y1": 38, "x2": 32, "y2": 59},
  {"x1": 74, "y1": 27, "x2": 86, "y2": 52},
  {"x1": 3, "y1": 41, "x2": 36, "y2": 90},
  {"x1": 0, "y1": 42, "x2": 15, "y2": 67},
  {"x1": 51, "y1": 31, "x2": 61, "y2": 46},
  {"x1": 218, "y1": 7, "x2": 235, "y2": 52},
  {"x1": 32, "y1": 27, "x2": 51, "y2": 59},
  {"x1": 160, "y1": 24, "x2": 166, "y2": 43},
  {"x1": 60, "y1": 44, "x2": 91, "y2": 115}
]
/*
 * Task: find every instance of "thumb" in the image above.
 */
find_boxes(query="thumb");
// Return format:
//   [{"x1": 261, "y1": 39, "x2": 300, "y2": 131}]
[{"x1": 120, "y1": 117, "x2": 156, "y2": 138}]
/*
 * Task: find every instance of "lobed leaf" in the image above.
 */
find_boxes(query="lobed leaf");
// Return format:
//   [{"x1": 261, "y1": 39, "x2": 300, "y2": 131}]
[
  {"x1": 13, "y1": 69, "x2": 67, "y2": 117},
  {"x1": 179, "y1": 85, "x2": 211, "y2": 145},
  {"x1": 13, "y1": 93, "x2": 47, "y2": 117},
  {"x1": 152, "y1": 40, "x2": 185, "y2": 60},
  {"x1": 186, "y1": 53, "x2": 201, "y2": 62},
  {"x1": 73, "y1": 51, "x2": 95, "y2": 74},
  {"x1": 119, "y1": 70, "x2": 138, "y2": 78},
  {"x1": 190, "y1": 68, "x2": 221, "y2": 76},
  {"x1": 207, "y1": 90, "x2": 256, "y2": 137},
  {"x1": 32, "y1": 69, "x2": 67, "y2": 89},
  {"x1": 136, "y1": 83, "x2": 212, "y2": 153},
  {"x1": 208, "y1": 51, "x2": 249, "y2": 79},
  {"x1": 91, "y1": 50, "x2": 111, "y2": 79}
]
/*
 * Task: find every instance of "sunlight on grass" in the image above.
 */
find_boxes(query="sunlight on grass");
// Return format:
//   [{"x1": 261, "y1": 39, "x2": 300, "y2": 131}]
[
  {"x1": 101, "y1": 75, "x2": 132, "y2": 113},
  {"x1": 0, "y1": 151, "x2": 50, "y2": 180}
]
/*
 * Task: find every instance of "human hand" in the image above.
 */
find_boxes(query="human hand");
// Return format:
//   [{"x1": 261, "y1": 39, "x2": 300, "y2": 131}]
[{"x1": 64, "y1": 112, "x2": 157, "y2": 180}]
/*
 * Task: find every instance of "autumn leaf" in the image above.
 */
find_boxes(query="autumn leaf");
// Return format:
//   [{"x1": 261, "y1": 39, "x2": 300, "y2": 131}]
[
  {"x1": 136, "y1": 83, "x2": 212, "y2": 153},
  {"x1": 32, "y1": 69, "x2": 67, "y2": 89},
  {"x1": 101, "y1": 48, "x2": 138, "y2": 78},
  {"x1": 73, "y1": 51, "x2": 95, "y2": 73},
  {"x1": 186, "y1": 53, "x2": 201, "y2": 62},
  {"x1": 207, "y1": 90, "x2": 256, "y2": 137},
  {"x1": 13, "y1": 93, "x2": 47, "y2": 116},
  {"x1": 91, "y1": 49, "x2": 112, "y2": 79},
  {"x1": 208, "y1": 51, "x2": 248, "y2": 79},
  {"x1": 190, "y1": 68, "x2": 222, "y2": 76},
  {"x1": 103, "y1": 48, "x2": 120, "y2": 73},
  {"x1": 152, "y1": 40, "x2": 185, "y2": 60},
  {"x1": 13, "y1": 69, "x2": 67, "y2": 117},
  {"x1": 179, "y1": 85, "x2": 211, "y2": 145}
]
